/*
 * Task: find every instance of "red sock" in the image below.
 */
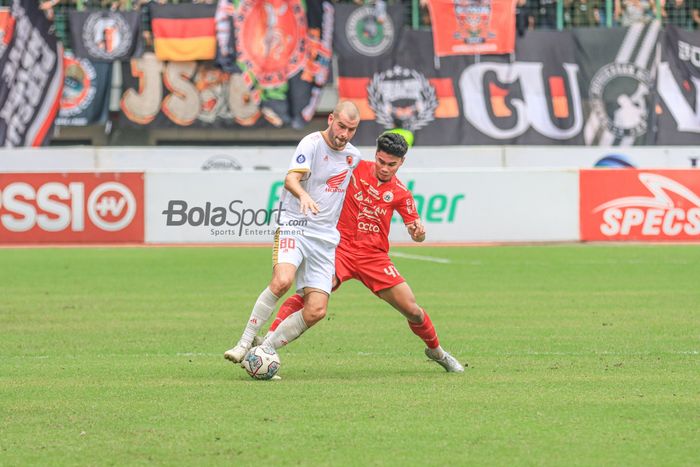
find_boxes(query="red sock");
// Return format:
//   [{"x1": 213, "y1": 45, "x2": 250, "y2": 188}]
[
  {"x1": 408, "y1": 309, "x2": 440, "y2": 349},
  {"x1": 268, "y1": 294, "x2": 304, "y2": 333}
]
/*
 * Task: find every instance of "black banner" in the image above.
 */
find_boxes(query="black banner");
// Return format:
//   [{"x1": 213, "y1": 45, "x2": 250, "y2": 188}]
[
  {"x1": 0, "y1": 0, "x2": 63, "y2": 147},
  {"x1": 337, "y1": 21, "x2": 700, "y2": 146},
  {"x1": 340, "y1": 29, "x2": 583, "y2": 146},
  {"x1": 69, "y1": 10, "x2": 142, "y2": 62},
  {"x1": 574, "y1": 22, "x2": 659, "y2": 146},
  {"x1": 56, "y1": 52, "x2": 111, "y2": 126},
  {"x1": 333, "y1": 2, "x2": 403, "y2": 64},
  {"x1": 654, "y1": 25, "x2": 700, "y2": 145}
]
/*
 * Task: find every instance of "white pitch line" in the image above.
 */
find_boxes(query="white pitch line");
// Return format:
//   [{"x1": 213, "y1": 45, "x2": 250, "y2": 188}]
[{"x1": 390, "y1": 251, "x2": 452, "y2": 264}]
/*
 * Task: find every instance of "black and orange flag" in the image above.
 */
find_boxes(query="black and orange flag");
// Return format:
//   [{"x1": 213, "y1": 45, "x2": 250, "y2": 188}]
[
  {"x1": 150, "y1": 3, "x2": 217, "y2": 61},
  {"x1": 427, "y1": 0, "x2": 516, "y2": 56}
]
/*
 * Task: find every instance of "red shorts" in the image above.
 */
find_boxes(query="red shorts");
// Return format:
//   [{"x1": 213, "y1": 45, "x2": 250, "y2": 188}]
[{"x1": 334, "y1": 245, "x2": 405, "y2": 293}]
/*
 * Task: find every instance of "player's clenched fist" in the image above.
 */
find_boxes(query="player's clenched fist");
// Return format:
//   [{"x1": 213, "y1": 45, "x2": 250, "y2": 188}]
[{"x1": 408, "y1": 220, "x2": 426, "y2": 242}]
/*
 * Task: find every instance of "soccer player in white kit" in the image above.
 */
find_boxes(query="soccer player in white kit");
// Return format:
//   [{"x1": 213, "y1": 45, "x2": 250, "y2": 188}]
[{"x1": 224, "y1": 101, "x2": 362, "y2": 363}]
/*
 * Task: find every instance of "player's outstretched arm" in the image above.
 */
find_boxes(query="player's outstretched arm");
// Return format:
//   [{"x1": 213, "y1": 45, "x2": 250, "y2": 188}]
[
  {"x1": 407, "y1": 220, "x2": 426, "y2": 243},
  {"x1": 285, "y1": 171, "x2": 320, "y2": 215}
]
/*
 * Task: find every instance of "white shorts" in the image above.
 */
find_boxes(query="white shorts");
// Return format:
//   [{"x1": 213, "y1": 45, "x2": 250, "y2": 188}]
[{"x1": 273, "y1": 229, "x2": 336, "y2": 294}]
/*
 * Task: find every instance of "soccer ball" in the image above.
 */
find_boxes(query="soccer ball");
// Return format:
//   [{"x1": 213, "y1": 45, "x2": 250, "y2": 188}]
[{"x1": 242, "y1": 346, "x2": 281, "y2": 380}]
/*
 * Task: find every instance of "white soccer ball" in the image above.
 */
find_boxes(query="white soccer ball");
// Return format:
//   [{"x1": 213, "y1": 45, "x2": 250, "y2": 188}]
[{"x1": 242, "y1": 346, "x2": 281, "y2": 380}]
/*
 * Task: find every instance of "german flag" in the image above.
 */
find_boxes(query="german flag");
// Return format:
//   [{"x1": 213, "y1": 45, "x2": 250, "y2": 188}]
[{"x1": 150, "y1": 4, "x2": 216, "y2": 61}]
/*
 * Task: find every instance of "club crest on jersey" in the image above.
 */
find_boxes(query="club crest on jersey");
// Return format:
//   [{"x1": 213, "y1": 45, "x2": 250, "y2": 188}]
[
  {"x1": 382, "y1": 191, "x2": 394, "y2": 202},
  {"x1": 326, "y1": 170, "x2": 348, "y2": 192},
  {"x1": 296, "y1": 154, "x2": 306, "y2": 164},
  {"x1": 346, "y1": 155, "x2": 353, "y2": 165}
]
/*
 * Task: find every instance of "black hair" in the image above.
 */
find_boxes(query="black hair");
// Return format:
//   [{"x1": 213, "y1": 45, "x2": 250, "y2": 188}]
[{"x1": 376, "y1": 132, "x2": 408, "y2": 158}]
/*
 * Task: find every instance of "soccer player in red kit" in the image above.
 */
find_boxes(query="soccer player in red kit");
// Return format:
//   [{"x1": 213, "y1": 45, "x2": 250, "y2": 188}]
[{"x1": 262, "y1": 132, "x2": 464, "y2": 372}]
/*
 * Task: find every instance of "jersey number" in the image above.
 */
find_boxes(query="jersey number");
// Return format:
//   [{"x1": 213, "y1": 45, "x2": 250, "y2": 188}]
[
  {"x1": 280, "y1": 238, "x2": 296, "y2": 249},
  {"x1": 383, "y1": 266, "x2": 400, "y2": 278}
]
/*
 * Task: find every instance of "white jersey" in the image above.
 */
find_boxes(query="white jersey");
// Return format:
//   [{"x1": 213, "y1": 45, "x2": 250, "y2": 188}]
[{"x1": 278, "y1": 132, "x2": 361, "y2": 245}]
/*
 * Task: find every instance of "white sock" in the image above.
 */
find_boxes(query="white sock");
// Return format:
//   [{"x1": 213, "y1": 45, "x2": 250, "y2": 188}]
[
  {"x1": 264, "y1": 310, "x2": 308, "y2": 350},
  {"x1": 239, "y1": 287, "x2": 279, "y2": 347}
]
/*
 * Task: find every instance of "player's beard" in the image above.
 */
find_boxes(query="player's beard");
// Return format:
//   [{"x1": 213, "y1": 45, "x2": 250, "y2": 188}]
[{"x1": 326, "y1": 128, "x2": 347, "y2": 150}]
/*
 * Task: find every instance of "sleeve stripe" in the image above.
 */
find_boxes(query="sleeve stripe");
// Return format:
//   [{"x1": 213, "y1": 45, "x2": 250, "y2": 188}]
[{"x1": 288, "y1": 168, "x2": 310, "y2": 173}]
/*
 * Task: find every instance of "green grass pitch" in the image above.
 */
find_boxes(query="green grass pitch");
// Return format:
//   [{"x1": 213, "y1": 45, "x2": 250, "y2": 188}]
[{"x1": 1, "y1": 245, "x2": 698, "y2": 466}]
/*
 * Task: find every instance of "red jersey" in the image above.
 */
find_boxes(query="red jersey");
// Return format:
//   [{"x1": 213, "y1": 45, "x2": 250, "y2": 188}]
[{"x1": 336, "y1": 160, "x2": 419, "y2": 254}]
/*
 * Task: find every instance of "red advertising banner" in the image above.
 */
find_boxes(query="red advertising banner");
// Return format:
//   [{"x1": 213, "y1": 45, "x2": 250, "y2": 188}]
[
  {"x1": 0, "y1": 172, "x2": 144, "y2": 244},
  {"x1": 427, "y1": 0, "x2": 516, "y2": 57},
  {"x1": 580, "y1": 170, "x2": 700, "y2": 241}
]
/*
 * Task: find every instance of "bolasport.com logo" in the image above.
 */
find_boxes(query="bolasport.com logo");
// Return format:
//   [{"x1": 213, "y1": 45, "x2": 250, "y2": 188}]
[
  {"x1": 0, "y1": 173, "x2": 143, "y2": 243},
  {"x1": 161, "y1": 199, "x2": 307, "y2": 238}
]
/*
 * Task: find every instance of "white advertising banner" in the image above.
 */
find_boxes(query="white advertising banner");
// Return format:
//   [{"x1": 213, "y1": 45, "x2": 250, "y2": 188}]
[
  {"x1": 0, "y1": 147, "x2": 96, "y2": 171},
  {"x1": 146, "y1": 171, "x2": 286, "y2": 243},
  {"x1": 504, "y1": 146, "x2": 700, "y2": 169},
  {"x1": 0, "y1": 146, "x2": 504, "y2": 171},
  {"x1": 146, "y1": 169, "x2": 580, "y2": 244},
  {"x1": 389, "y1": 169, "x2": 580, "y2": 243},
  {"x1": 3, "y1": 146, "x2": 699, "y2": 172},
  {"x1": 99, "y1": 146, "x2": 504, "y2": 171}
]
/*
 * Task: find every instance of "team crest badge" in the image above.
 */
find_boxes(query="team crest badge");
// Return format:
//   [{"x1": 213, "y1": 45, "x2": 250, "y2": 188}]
[
  {"x1": 454, "y1": 0, "x2": 495, "y2": 45},
  {"x1": 589, "y1": 62, "x2": 652, "y2": 139},
  {"x1": 82, "y1": 12, "x2": 133, "y2": 60},
  {"x1": 368, "y1": 66, "x2": 438, "y2": 131},
  {"x1": 382, "y1": 191, "x2": 394, "y2": 202},
  {"x1": 346, "y1": 155, "x2": 353, "y2": 165},
  {"x1": 346, "y1": 5, "x2": 395, "y2": 57},
  {"x1": 235, "y1": 0, "x2": 307, "y2": 88},
  {"x1": 60, "y1": 52, "x2": 97, "y2": 117}
]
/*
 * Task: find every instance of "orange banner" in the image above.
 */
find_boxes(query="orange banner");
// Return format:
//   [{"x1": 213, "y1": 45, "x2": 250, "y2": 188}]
[
  {"x1": 0, "y1": 173, "x2": 144, "y2": 244},
  {"x1": 427, "y1": 0, "x2": 516, "y2": 56},
  {"x1": 580, "y1": 170, "x2": 700, "y2": 242}
]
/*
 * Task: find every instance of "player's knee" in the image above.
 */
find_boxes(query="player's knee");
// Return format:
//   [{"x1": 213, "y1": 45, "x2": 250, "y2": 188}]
[
  {"x1": 303, "y1": 304, "x2": 327, "y2": 325},
  {"x1": 269, "y1": 275, "x2": 293, "y2": 296},
  {"x1": 403, "y1": 301, "x2": 423, "y2": 323}
]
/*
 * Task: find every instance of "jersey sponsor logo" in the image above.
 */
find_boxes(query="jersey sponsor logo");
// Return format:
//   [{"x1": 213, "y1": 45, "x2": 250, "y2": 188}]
[
  {"x1": 296, "y1": 154, "x2": 306, "y2": 164},
  {"x1": 368, "y1": 66, "x2": 438, "y2": 131},
  {"x1": 358, "y1": 221, "x2": 380, "y2": 232},
  {"x1": 406, "y1": 198, "x2": 415, "y2": 214},
  {"x1": 325, "y1": 170, "x2": 349, "y2": 192},
  {"x1": 581, "y1": 170, "x2": 700, "y2": 240},
  {"x1": 346, "y1": 5, "x2": 395, "y2": 57},
  {"x1": 382, "y1": 191, "x2": 394, "y2": 202}
]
